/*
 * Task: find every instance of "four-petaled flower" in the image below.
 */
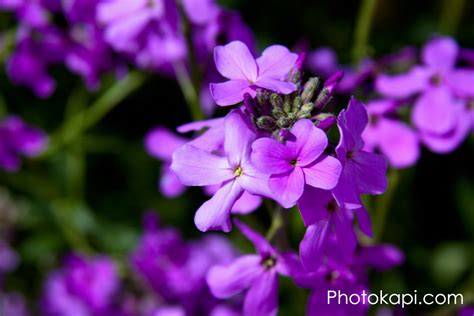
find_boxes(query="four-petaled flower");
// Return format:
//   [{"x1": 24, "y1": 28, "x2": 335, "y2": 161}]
[
  {"x1": 210, "y1": 41, "x2": 298, "y2": 106},
  {"x1": 251, "y1": 119, "x2": 342, "y2": 208}
]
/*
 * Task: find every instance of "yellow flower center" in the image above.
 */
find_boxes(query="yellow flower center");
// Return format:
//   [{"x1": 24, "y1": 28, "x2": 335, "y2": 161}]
[{"x1": 234, "y1": 166, "x2": 243, "y2": 177}]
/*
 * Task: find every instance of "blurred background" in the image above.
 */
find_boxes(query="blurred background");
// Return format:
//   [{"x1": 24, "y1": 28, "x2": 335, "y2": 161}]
[{"x1": 1, "y1": 0, "x2": 473, "y2": 315}]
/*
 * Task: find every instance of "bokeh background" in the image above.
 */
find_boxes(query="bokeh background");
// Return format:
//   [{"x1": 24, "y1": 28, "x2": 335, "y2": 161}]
[{"x1": 1, "y1": 0, "x2": 473, "y2": 314}]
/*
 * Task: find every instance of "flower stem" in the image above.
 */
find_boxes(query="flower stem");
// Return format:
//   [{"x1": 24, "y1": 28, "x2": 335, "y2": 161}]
[
  {"x1": 352, "y1": 0, "x2": 378, "y2": 64},
  {"x1": 439, "y1": 0, "x2": 466, "y2": 36},
  {"x1": 374, "y1": 168, "x2": 400, "y2": 241},
  {"x1": 42, "y1": 71, "x2": 147, "y2": 157},
  {"x1": 174, "y1": 62, "x2": 204, "y2": 121}
]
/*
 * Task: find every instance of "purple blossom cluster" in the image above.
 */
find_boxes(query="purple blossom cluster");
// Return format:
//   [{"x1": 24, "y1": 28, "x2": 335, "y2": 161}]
[
  {"x1": 142, "y1": 40, "x2": 407, "y2": 314},
  {"x1": 0, "y1": 0, "x2": 254, "y2": 104},
  {"x1": 307, "y1": 36, "x2": 474, "y2": 169},
  {"x1": 37, "y1": 212, "x2": 242, "y2": 316}
]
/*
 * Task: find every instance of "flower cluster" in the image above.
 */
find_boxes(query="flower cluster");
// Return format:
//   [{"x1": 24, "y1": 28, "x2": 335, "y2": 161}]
[
  {"x1": 158, "y1": 40, "x2": 403, "y2": 314},
  {"x1": 307, "y1": 36, "x2": 474, "y2": 169},
  {"x1": 0, "y1": 0, "x2": 255, "y2": 105}
]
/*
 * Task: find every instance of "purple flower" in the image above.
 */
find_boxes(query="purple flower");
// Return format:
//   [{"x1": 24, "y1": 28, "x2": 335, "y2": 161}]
[
  {"x1": 210, "y1": 41, "x2": 298, "y2": 106},
  {"x1": 376, "y1": 37, "x2": 474, "y2": 152},
  {"x1": 97, "y1": 0, "x2": 186, "y2": 70},
  {"x1": 42, "y1": 254, "x2": 121, "y2": 316},
  {"x1": 298, "y1": 187, "x2": 372, "y2": 265},
  {"x1": 361, "y1": 100, "x2": 420, "y2": 168},
  {"x1": 145, "y1": 127, "x2": 187, "y2": 198},
  {"x1": 333, "y1": 97, "x2": 387, "y2": 208},
  {"x1": 207, "y1": 219, "x2": 297, "y2": 316},
  {"x1": 0, "y1": 116, "x2": 48, "y2": 172},
  {"x1": 171, "y1": 110, "x2": 270, "y2": 232},
  {"x1": 131, "y1": 212, "x2": 238, "y2": 314},
  {"x1": 460, "y1": 306, "x2": 474, "y2": 316},
  {"x1": 251, "y1": 119, "x2": 342, "y2": 208},
  {"x1": 0, "y1": 241, "x2": 19, "y2": 275}
]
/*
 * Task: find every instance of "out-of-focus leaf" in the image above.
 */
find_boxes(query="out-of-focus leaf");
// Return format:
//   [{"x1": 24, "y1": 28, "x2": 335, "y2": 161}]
[{"x1": 430, "y1": 242, "x2": 471, "y2": 289}]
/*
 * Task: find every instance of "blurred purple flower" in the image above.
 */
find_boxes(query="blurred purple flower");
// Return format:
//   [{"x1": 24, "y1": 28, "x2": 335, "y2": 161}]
[
  {"x1": 333, "y1": 97, "x2": 387, "y2": 208},
  {"x1": 362, "y1": 100, "x2": 420, "y2": 168},
  {"x1": 171, "y1": 110, "x2": 270, "y2": 232},
  {"x1": 131, "y1": 212, "x2": 238, "y2": 314},
  {"x1": 42, "y1": 254, "x2": 121, "y2": 316},
  {"x1": 97, "y1": 0, "x2": 186, "y2": 71},
  {"x1": 210, "y1": 41, "x2": 298, "y2": 106},
  {"x1": 207, "y1": 219, "x2": 298, "y2": 316},
  {"x1": 251, "y1": 119, "x2": 341, "y2": 208},
  {"x1": 0, "y1": 116, "x2": 47, "y2": 172},
  {"x1": 376, "y1": 37, "x2": 474, "y2": 152}
]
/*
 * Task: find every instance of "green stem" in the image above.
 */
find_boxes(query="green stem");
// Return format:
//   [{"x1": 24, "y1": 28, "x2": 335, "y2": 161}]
[
  {"x1": 352, "y1": 0, "x2": 378, "y2": 64},
  {"x1": 174, "y1": 2, "x2": 204, "y2": 121},
  {"x1": 373, "y1": 169, "x2": 400, "y2": 241},
  {"x1": 266, "y1": 206, "x2": 284, "y2": 241},
  {"x1": 42, "y1": 71, "x2": 147, "y2": 157},
  {"x1": 439, "y1": 0, "x2": 465, "y2": 36},
  {"x1": 174, "y1": 62, "x2": 204, "y2": 121}
]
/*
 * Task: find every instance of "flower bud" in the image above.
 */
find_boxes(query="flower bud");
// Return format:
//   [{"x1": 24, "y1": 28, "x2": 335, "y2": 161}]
[
  {"x1": 292, "y1": 96, "x2": 302, "y2": 112},
  {"x1": 277, "y1": 117, "x2": 292, "y2": 129},
  {"x1": 270, "y1": 93, "x2": 284, "y2": 109},
  {"x1": 256, "y1": 116, "x2": 277, "y2": 131},
  {"x1": 301, "y1": 77, "x2": 320, "y2": 103}
]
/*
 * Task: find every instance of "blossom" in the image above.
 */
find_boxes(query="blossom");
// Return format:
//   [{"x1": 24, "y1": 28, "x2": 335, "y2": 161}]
[
  {"x1": 41, "y1": 254, "x2": 122, "y2": 316},
  {"x1": 376, "y1": 37, "x2": 474, "y2": 152},
  {"x1": 251, "y1": 119, "x2": 342, "y2": 208},
  {"x1": 171, "y1": 110, "x2": 269, "y2": 232},
  {"x1": 0, "y1": 116, "x2": 48, "y2": 172},
  {"x1": 207, "y1": 219, "x2": 298, "y2": 316},
  {"x1": 361, "y1": 100, "x2": 420, "y2": 168},
  {"x1": 131, "y1": 212, "x2": 238, "y2": 314},
  {"x1": 295, "y1": 235, "x2": 404, "y2": 316},
  {"x1": 298, "y1": 187, "x2": 371, "y2": 265},
  {"x1": 210, "y1": 41, "x2": 298, "y2": 106},
  {"x1": 97, "y1": 0, "x2": 186, "y2": 70},
  {"x1": 333, "y1": 97, "x2": 387, "y2": 208},
  {"x1": 0, "y1": 293, "x2": 30, "y2": 316}
]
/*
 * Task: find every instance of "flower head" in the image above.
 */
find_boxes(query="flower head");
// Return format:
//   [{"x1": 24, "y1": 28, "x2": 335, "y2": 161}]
[{"x1": 210, "y1": 41, "x2": 298, "y2": 106}]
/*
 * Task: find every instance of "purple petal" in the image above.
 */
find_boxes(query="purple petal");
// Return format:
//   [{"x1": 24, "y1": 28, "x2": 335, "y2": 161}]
[
  {"x1": 334, "y1": 209, "x2": 357, "y2": 260},
  {"x1": 231, "y1": 191, "x2": 262, "y2": 215},
  {"x1": 234, "y1": 219, "x2": 275, "y2": 256},
  {"x1": 160, "y1": 164, "x2": 187, "y2": 198},
  {"x1": 420, "y1": 103, "x2": 471, "y2": 154},
  {"x1": 214, "y1": 41, "x2": 257, "y2": 81},
  {"x1": 206, "y1": 254, "x2": 262, "y2": 298},
  {"x1": 446, "y1": 69, "x2": 474, "y2": 98},
  {"x1": 358, "y1": 244, "x2": 405, "y2": 271},
  {"x1": 256, "y1": 45, "x2": 298, "y2": 79},
  {"x1": 422, "y1": 37, "x2": 458, "y2": 72},
  {"x1": 224, "y1": 110, "x2": 256, "y2": 167},
  {"x1": 342, "y1": 97, "x2": 369, "y2": 137},
  {"x1": 297, "y1": 186, "x2": 333, "y2": 226},
  {"x1": 177, "y1": 117, "x2": 224, "y2": 133},
  {"x1": 237, "y1": 163, "x2": 271, "y2": 197},
  {"x1": 368, "y1": 118, "x2": 420, "y2": 169},
  {"x1": 375, "y1": 66, "x2": 431, "y2": 98},
  {"x1": 182, "y1": 0, "x2": 219, "y2": 24},
  {"x1": 354, "y1": 207, "x2": 373, "y2": 237},
  {"x1": 210, "y1": 80, "x2": 253, "y2": 106},
  {"x1": 171, "y1": 144, "x2": 233, "y2": 186},
  {"x1": 350, "y1": 151, "x2": 388, "y2": 195},
  {"x1": 412, "y1": 87, "x2": 458, "y2": 135},
  {"x1": 251, "y1": 138, "x2": 293, "y2": 174},
  {"x1": 145, "y1": 127, "x2": 187, "y2": 160},
  {"x1": 268, "y1": 168, "x2": 305, "y2": 208},
  {"x1": 332, "y1": 166, "x2": 361, "y2": 209},
  {"x1": 243, "y1": 271, "x2": 279, "y2": 316},
  {"x1": 289, "y1": 119, "x2": 328, "y2": 167},
  {"x1": 303, "y1": 155, "x2": 342, "y2": 190},
  {"x1": 300, "y1": 221, "x2": 330, "y2": 270},
  {"x1": 195, "y1": 180, "x2": 243, "y2": 232},
  {"x1": 256, "y1": 77, "x2": 296, "y2": 94}
]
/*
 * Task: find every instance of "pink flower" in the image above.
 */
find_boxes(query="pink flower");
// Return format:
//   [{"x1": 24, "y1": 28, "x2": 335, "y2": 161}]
[{"x1": 210, "y1": 41, "x2": 298, "y2": 106}]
